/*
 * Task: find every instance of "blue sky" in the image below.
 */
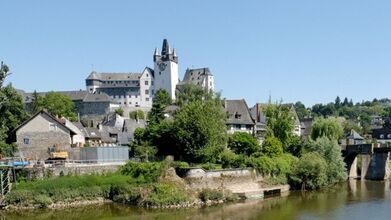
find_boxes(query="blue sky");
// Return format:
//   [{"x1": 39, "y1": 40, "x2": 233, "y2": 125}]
[{"x1": 1, "y1": 0, "x2": 391, "y2": 106}]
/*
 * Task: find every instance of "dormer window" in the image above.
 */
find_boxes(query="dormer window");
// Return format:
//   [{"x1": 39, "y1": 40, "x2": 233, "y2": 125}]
[
  {"x1": 234, "y1": 112, "x2": 242, "y2": 119},
  {"x1": 380, "y1": 134, "x2": 385, "y2": 139},
  {"x1": 387, "y1": 134, "x2": 391, "y2": 139}
]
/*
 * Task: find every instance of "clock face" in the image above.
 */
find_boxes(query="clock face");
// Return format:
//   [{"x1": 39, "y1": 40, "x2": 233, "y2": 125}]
[{"x1": 158, "y1": 62, "x2": 167, "y2": 71}]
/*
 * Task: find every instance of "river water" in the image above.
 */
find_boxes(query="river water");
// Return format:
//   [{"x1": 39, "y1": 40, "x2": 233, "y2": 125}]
[{"x1": 2, "y1": 180, "x2": 391, "y2": 220}]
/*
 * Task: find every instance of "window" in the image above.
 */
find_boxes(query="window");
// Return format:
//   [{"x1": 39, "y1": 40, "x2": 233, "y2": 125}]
[
  {"x1": 145, "y1": 89, "x2": 149, "y2": 95},
  {"x1": 387, "y1": 134, "x2": 391, "y2": 139},
  {"x1": 151, "y1": 81, "x2": 154, "y2": 86},
  {"x1": 159, "y1": 72, "x2": 161, "y2": 75},
  {"x1": 146, "y1": 98, "x2": 149, "y2": 101},
  {"x1": 380, "y1": 134, "x2": 385, "y2": 139},
  {"x1": 23, "y1": 138, "x2": 29, "y2": 145},
  {"x1": 49, "y1": 123, "x2": 57, "y2": 131},
  {"x1": 145, "y1": 81, "x2": 149, "y2": 85}
]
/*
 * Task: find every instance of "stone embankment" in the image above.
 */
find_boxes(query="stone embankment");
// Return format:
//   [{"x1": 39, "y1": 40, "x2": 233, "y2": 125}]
[{"x1": 180, "y1": 168, "x2": 289, "y2": 199}]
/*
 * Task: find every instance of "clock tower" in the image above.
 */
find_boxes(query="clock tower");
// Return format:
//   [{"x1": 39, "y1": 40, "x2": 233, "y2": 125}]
[{"x1": 153, "y1": 39, "x2": 179, "y2": 100}]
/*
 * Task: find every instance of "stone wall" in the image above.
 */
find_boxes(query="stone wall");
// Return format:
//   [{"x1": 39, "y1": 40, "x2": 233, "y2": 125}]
[
  {"x1": 183, "y1": 168, "x2": 263, "y2": 193},
  {"x1": 27, "y1": 163, "x2": 124, "y2": 180}
]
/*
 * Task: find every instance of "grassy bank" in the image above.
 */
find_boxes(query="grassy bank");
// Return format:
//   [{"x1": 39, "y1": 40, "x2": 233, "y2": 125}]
[{"x1": 5, "y1": 161, "x2": 191, "y2": 208}]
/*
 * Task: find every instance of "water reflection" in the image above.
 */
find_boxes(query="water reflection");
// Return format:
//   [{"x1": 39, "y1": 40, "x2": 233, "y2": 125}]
[{"x1": 2, "y1": 180, "x2": 391, "y2": 220}]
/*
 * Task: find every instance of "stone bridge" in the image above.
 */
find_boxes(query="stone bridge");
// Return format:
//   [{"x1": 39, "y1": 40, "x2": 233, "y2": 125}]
[{"x1": 342, "y1": 144, "x2": 391, "y2": 180}]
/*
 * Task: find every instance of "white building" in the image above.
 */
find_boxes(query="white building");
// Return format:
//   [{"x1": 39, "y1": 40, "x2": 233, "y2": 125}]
[{"x1": 85, "y1": 39, "x2": 214, "y2": 110}]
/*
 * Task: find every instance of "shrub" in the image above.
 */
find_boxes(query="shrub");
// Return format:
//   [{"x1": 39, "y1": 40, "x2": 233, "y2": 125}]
[
  {"x1": 303, "y1": 137, "x2": 347, "y2": 185},
  {"x1": 120, "y1": 161, "x2": 164, "y2": 183},
  {"x1": 33, "y1": 194, "x2": 53, "y2": 208},
  {"x1": 290, "y1": 152, "x2": 328, "y2": 190},
  {"x1": 142, "y1": 183, "x2": 190, "y2": 207},
  {"x1": 262, "y1": 136, "x2": 283, "y2": 157},
  {"x1": 199, "y1": 189, "x2": 224, "y2": 202},
  {"x1": 172, "y1": 161, "x2": 190, "y2": 169},
  {"x1": 228, "y1": 132, "x2": 260, "y2": 156},
  {"x1": 200, "y1": 163, "x2": 222, "y2": 170}
]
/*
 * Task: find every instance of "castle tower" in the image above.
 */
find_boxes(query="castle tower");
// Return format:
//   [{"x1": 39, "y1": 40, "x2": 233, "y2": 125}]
[{"x1": 153, "y1": 39, "x2": 179, "y2": 100}]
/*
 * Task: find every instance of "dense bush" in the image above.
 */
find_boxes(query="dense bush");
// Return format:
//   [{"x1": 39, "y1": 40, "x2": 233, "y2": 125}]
[
  {"x1": 262, "y1": 136, "x2": 283, "y2": 157},
  {"x1": 199, "y1": 189, "x2": 224, "y2": 202},
  {"x1": 120, "y1": 161, "x2": 165, "y2": 183},
  {"x1": 303, "y1": 137, "x2": 347, "y2": 185},
  {"x1": 228, "y1": 132, "x2": 260, "y2": 156},
  {"x1": 142, "y1": 183, "x2": 190, "y2": 207},
  {"x1": 219, "y1": 149, "x2": 246, "y2": 168},
  {"x1": 290, "y1": 152, "x2": 328, "y2": 189}
]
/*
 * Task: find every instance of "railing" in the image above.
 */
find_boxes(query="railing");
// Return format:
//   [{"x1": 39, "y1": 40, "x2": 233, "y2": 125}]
[{"x1": 0, "y1": 169, "x2": 10, "y2": 197}]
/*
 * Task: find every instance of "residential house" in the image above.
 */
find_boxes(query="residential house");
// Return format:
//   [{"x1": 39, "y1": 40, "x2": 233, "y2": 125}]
[
  {"x1": 300, "y1": 117, "x2": 314, "y2": 139},
  {"x1": 12, "y1": 110, "x2": 77, "y2": 160},
  {"x1": 224, "y1": 99, "x2": 255, "y2": 134},
  {"x1": 371, "y1": 126, "x2": 391, "y2": 144},
  {"x1": 249, "y1": 103, "x2": 302, "y2": 142},
  {"x1": 341, "y1": 129, "x2": 365, "y2": 146}
]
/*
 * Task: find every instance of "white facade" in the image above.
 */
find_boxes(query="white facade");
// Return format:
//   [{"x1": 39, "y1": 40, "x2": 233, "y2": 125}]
[
  {"x1": 153, "y1": 39, "x2": 179, "y2": 100},
  {"x1": 86, "y1": 39, "x2": 213, "y2": 109}
]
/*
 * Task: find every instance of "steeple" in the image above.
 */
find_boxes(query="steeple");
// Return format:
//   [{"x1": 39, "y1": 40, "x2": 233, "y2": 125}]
[
  {"x1": 172, "y1": 48, "x2": 177, "y2": 57},
  {"x1": 161, "y1": 39, "x2": 170, "y2": 56},
  {"x1": 154, "y1": 47, "x2": 160, "y2": 56},
  {"x1": 158, "y1": 39, "x2": 178, "y2": 63},
  {"x1": 153, "y1": 47, "x2": 161, "y2": 62}
]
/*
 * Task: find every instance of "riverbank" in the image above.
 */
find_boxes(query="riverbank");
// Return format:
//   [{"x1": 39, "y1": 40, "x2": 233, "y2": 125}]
[
  {"x1": 3, "y1": 180, "x2": 389, "y2": 220},
  {"x1": 3, "y1": 161, "x2": 289, "y2": 210}
]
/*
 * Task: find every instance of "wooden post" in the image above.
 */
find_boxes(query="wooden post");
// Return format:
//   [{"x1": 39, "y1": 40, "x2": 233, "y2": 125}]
[{"x1": 1, "y1": 170, "x2": 3, "y2": 196}]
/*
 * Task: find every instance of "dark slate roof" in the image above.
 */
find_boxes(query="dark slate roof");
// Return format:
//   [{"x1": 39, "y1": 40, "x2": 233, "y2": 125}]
[
  {"x1": 22, "y1": 90, "x2": 113, "y2": 103},
  {"x1": 300, "y1": 118, "x2": 314, "y2": 137},
  {"x1": 346, "y1": 129, "x2": 364, "y2": 140},
  {"x1": 82, "y1": 93, "x2": 111, "y2": 103},
  {"x1": 123, "y1": 119, "x2": 147, "y2": 134},
  {"x1": 182, "y1": 68, "x2": 213, "y2": 82},
  {"x1": 86, "y1": 72, "x2": 142, "y2": 81},
  {"x1": 83, "y1": 127, "x2": 101, "y2": 139},
  {"x1": 225, "y1": 99, "x2": 255, "y2": 125}
]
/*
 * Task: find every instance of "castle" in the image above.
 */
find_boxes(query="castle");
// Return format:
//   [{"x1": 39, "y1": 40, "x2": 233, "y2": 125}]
[{"x1": 85, "y1": 39, "x2": 214, "y2": 111}]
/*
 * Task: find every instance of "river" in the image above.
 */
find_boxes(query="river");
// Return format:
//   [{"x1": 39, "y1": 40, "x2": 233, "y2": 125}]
[{"x1": 2, "y1": 180, "x2": 391, "y2": 220}]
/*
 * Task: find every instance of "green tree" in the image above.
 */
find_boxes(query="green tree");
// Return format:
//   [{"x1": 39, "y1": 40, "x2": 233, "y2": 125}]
[
  {"x1": 173, "y1": 99, "x2": 227, "y2": 163},
  {"x1": 310, "y1": 117, "x2": 343, "y2": 141},
  {"x1": 0, "y1": 63, "x2": 28, "y2": 156},
  {"x1": 264, "y1": 104, "x2": 295, "y2": 147},
  {"x1": 148, "y1": 89, "x2": 172, "y2": 125},
  {"x1": 262, "y1": 136, "x2": 283, "y2": 157},
  {"x1": 115, "y1": 108, "x2": 124, "y2": 116},
  {"x1": 228, "y1": 132, "x2": 260, "y2": 156},
  {"x1": 342, "y1": 120, "x2": 362, "y2": 135},
  {"x1": 41, "y1": 92, "x2": 77, "y2": 120},
  {"x1": 335, "y1": 96, "x2": 341, "y2": 109},
  {"x1": 303, "y1": 137, "x2": 347, "y2": 185},
  {"x1": 294, "y1": 101, "x2": 310, "y2": 120},
  {"x1": 31, "y1": 90, "x2": 44, "y2": 113},
  {"x1": 0, "y1": 84, "x2": 28, "y2": 142},
  {"x1": 0, "y1": 62, "x2": 10, "y2": 88},
  {"x1": 129, "y1": 110, "x2": 145, "y2": 120},
  {"x1": 176, "y1": 83, "x2": 214, "y2": 107},
  {"x1": 133, "y1": 141, "x2": 157, "y2": 162},
  {"x1": 290, "y1": 152, "x2": 328, "y2": 190}
]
